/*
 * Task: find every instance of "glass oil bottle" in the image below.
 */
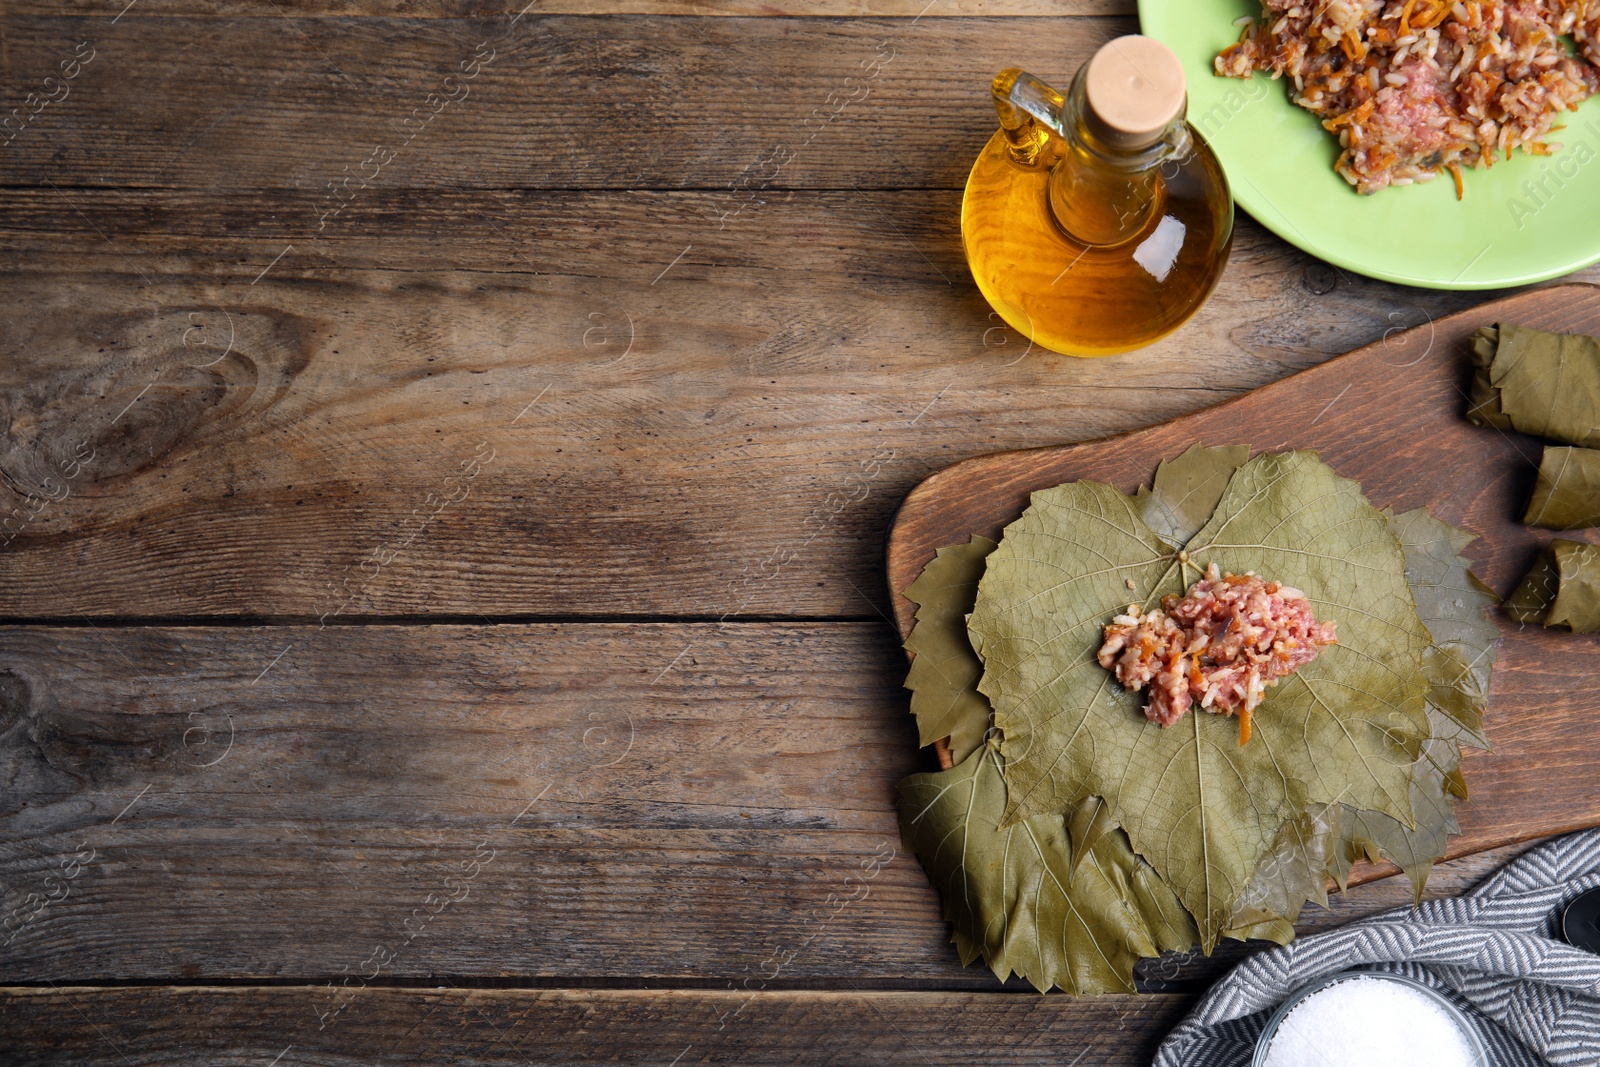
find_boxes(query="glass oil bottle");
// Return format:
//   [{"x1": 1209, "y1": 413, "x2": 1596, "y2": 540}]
[{"x1": 962, "y1": 36, "x2": 1233, "y2": 357}]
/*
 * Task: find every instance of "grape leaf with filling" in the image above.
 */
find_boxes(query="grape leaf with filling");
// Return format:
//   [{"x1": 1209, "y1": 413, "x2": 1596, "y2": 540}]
[
  {"x1": 898, "y1": 455, "x2": 1497, "y2": 974},
  {"x1": 969, "y1": 451, "x2": 1434, "y2": 949}
]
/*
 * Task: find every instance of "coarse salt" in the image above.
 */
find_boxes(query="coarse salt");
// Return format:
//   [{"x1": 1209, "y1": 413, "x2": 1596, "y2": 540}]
[{"x1": 1260, "y1": 976, "x2": 1477, "y2": 1067}]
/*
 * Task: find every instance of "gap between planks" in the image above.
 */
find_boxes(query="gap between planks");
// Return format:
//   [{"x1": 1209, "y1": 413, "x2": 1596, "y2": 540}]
[
  {"x1": 0, "y1": 987, "x2": 1192, "y2": 1067},
  {"x1": 0, "y1": 614, "x2": 886, "y2": 627},
  {"x1": 7, "y1": 1, "x2": 1134, "y2": 18}
]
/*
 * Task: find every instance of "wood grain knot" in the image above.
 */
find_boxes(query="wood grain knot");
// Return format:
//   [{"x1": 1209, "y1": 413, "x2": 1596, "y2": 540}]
[
  {"x1": 0, "y1": 306, "x2": 313, "y2": 508},
  {"x1": 0, "y1": 667, "x2": 76, "y2": 818},
  {"x1": 0, "y1": 669, "x2": 32, "y2": 737}
]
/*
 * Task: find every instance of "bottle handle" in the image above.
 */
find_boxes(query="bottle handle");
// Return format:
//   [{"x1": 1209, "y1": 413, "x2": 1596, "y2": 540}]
[
  {"x1": 992, "y1": 65, "x2": 1194, "y2": 169},
  {"x1": 991, "y1": 68, "x2": 1066, "y2": 167}
]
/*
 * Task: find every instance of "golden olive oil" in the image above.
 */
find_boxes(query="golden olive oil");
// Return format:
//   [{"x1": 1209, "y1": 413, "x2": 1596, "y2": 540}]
[{"x1": 962, "y1": 40, "x2": 1234, "y2": 357}]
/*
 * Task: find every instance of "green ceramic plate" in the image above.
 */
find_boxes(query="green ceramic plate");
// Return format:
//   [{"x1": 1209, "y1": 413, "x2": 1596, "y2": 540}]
[{"x1": 1138, "y1": 0, "x2": 1600, "y2": 289}]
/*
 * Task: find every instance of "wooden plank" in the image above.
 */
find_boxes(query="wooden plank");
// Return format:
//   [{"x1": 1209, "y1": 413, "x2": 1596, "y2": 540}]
[
  {"x1": 0, "y1": 14, "x2": 1132, "y2": 192},
  {"x1": 0, "y1": 188, "x2": 1551, "y2": 618},
  {"x1": 886, "y1": 285, "x2": 1600, "y2": 881},
  {"x1": 0, "y1": 988, "x2": 1191, "y2": 1066},
  {"x1": 7, "y1": 0, "x2": 1136, "y2": 16},
  {"x1": 0, "y1": 623, "x2": 1544, "y2": 983},
  {"x1": 0, "y1": 622, "x2": 930, "y2": 982}
]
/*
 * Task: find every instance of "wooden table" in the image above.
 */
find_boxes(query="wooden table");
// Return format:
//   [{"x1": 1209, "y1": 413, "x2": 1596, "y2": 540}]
[{"x1": 0, "y1": 2, "x2": 1584, "y2": 1063}]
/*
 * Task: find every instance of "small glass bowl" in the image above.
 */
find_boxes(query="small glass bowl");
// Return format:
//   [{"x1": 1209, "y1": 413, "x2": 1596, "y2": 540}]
[{"x1": 1251, "y1": 970, "x2": 1489, "y2": 1067}]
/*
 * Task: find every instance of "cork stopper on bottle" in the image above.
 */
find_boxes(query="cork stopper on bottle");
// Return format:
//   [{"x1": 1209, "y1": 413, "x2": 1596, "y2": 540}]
[{"x1": 1082, "y1": 35, "x2": 1186, "y2": 150}]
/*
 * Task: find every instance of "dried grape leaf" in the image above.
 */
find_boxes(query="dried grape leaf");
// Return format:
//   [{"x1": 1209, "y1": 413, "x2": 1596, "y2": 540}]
[
  {"x1": 1230, "y1": 507, "x2": 1497, "y2": 917},
  {"x1": 1228, "y1": 804, "x2": 1341, "y2": 930},
  {"x1": 1466, "y1": 323, "x2": 1600, "y2": 448},
  {"x1": 1227, "y1": 918, "x2": 1295, "y2": 945},
  {"x1": 1135, "y1": 443, "x2": 1250, "y2": 549},
  {"x1": 1341, "y1": 508, "x2": 1495, "y2": 897},
  {"x1": 1524, "y1": 445, "x2": 1600, "y2": 530},
  {"x1": 897, "y1": 744, "x2": 1197, "y2": 994},
  {"x1": 902, "y1": 536, "x2": 998, "y2": 765},
  {"x1": 1065, "y1": 794, "x2": 1120, "y2": 877},
  {"x1": 1231, "y1": 737, "x2": 1461, "y2": 919},
  {"x1": 1507, "y1": 539, "x2": 1600, "y2": 633},
  {"x1": 971, "y1": 451, "x2": 1432, "y2": 949},
  {"x1": 1061, "y1": 795, "x2": 1297, "y2": 947},
  {"x1": 1388, "y1": 507, "x2": 1496, "y2": 751},
  {"x1": 1337, "y1": 713, "x2": 1464, "y2": 904}
]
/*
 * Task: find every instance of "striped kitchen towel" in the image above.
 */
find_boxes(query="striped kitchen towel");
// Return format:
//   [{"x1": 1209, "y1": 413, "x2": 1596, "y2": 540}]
[{"x1": 1154, "y1": 829, "x2": 1600, "y2": 1067}]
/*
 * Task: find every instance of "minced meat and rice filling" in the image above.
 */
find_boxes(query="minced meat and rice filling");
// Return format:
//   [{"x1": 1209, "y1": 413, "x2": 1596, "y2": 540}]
[
  {"x1": 1096, "y1": 564, "x2": 1338, "y2": 743},
  {"x1": 1216, "y1": 0, "x2": 1600, "y2": 196}
]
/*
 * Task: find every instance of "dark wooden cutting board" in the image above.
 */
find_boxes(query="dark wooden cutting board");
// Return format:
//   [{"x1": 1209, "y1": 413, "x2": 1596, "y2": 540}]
[{"x1": 887, "y1": 283, "x2": 1600, "y2": 887}]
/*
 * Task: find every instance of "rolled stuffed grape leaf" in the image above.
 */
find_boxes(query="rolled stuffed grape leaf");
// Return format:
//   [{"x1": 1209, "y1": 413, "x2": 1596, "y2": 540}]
[
  {"x1": 970, "y1": 451, "x2": 1433, "y2": 950},
  {"x1": 902, "y1": 536, "x2": 998, "y2": 766},
  {"x1": 897, "y1": 743, "x2": 1197, "y2": 994},
  {"x1": 1466, "y1": 326, "x2": 1510, "y2": 432},
  {"x1": 1507, "y1": 539, "x2": 1600, "y2": 633},
  {"x1": 1467, "y1": 323, "x2": 1600, "y2": 448},
  {"x1": 1523, "y1": 445, "x2": 1600, "y2": 531}
]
